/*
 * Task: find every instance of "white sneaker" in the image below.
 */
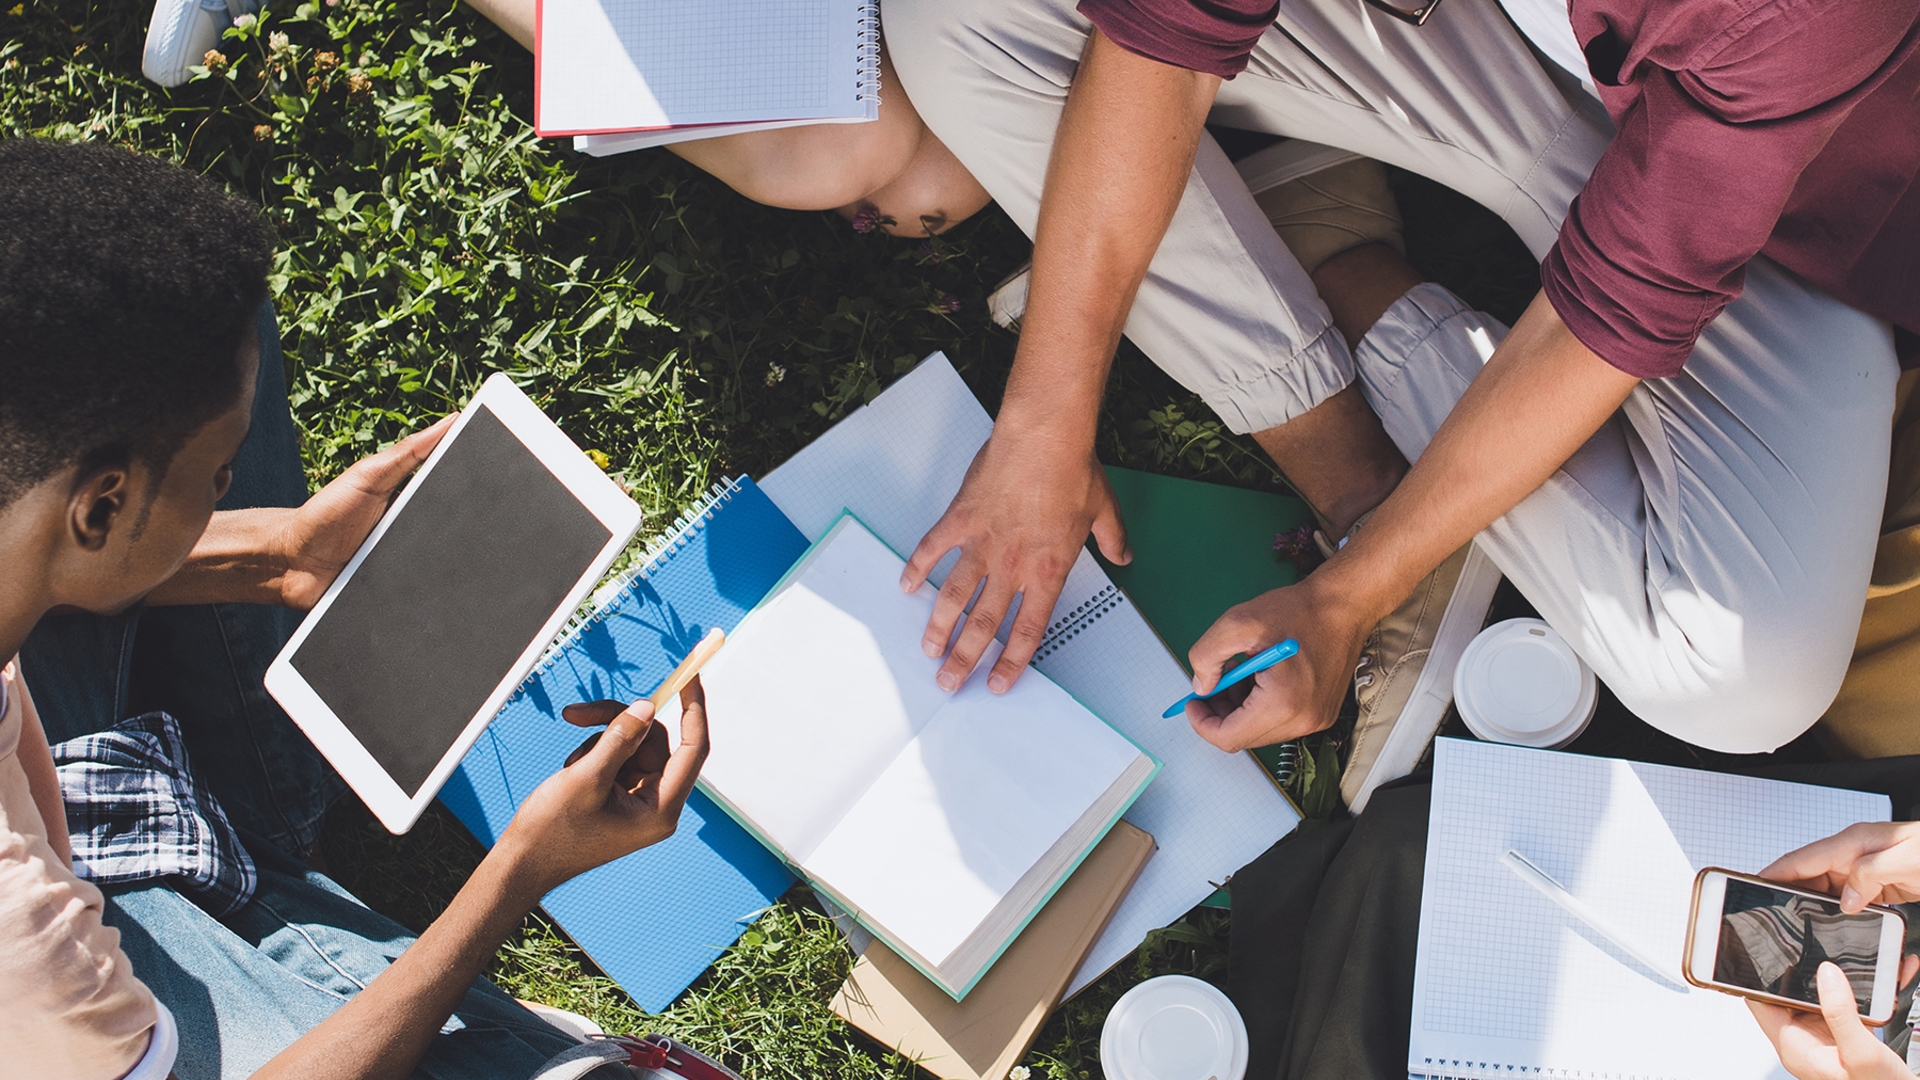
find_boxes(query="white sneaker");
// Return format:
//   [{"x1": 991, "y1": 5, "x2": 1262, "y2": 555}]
[{"x1": 143, "y1": 0, "x2": 241, "y2": 88}]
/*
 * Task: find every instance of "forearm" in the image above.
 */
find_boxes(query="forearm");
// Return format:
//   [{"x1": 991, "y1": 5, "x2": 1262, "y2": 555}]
[
  {"x1": 1003, "y1": 30, "x2": 1218, "y2": 444},
  {"x1": 251, "y1": 845, "x2": 545, "y2": 1080},
  {"x1": 1316, "y1": 292, "x2": 1639, "y2": 622},
  {"x1": 141, "y1": 508, "x2": 293, "y2": 608}
]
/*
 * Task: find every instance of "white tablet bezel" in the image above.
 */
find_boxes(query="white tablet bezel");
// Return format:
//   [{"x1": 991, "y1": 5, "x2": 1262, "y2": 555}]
[{"x1": 264, "y1": 372, "x2": 642, "y2": 833}]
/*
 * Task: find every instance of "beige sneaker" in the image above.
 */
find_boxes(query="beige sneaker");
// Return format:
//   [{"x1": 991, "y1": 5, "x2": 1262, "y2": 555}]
[
  {"x1": 1240, "y1": 140, "x2": 1406, "y2": 273},
  {"x1": 1317, "y1": 513, "x2": 1501, "y2": 814}
]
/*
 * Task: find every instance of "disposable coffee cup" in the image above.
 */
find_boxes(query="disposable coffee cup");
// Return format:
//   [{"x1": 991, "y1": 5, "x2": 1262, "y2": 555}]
[
  {"x1": 1453, "y1": 618, "x2": 1597, "y2": 749},
  {"x1": 1100, "y1": 974, "x2": 1248, "y2": 1080}
]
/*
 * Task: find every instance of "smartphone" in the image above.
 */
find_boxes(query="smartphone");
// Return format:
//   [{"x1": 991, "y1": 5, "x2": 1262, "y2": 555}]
[{"x1": 1684, "y1": 867, "x2": 1906, "y2": 1024}]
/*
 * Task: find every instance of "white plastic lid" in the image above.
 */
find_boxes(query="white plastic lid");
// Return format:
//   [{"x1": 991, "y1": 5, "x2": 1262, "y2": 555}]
[
  {"x1": 1100, "y1": 975, "x2": 1249, "y2": 1080},
  {"x1": 1453, "y1": 618, "x2": 1597, "y2": 749}
]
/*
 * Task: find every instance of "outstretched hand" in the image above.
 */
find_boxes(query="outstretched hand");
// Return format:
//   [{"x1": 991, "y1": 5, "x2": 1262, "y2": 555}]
[
  {"x1": 501, "y1": 677, "x2": 711, "y2": 893},
  {"x1": 1749, "y1": 960, "x2": 1917, "y2": 1080},
  {"x1": 1183, "y1": 578, "x2": 1365, "y2": 752},
  {"x1": 274, "y1": 416, "x2": 455, "y2": 609},
  {"x1": 901, "y1": 432, "x2": 1129, "y2": 695}
]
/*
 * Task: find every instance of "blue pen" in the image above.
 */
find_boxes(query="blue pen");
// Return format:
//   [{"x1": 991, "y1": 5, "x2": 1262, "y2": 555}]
[{"x1": 1162, "y1": 638, "x2": 1301, "y2": 718}]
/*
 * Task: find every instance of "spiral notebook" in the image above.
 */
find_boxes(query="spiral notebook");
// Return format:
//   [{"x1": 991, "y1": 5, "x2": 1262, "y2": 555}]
[
  {"x1": 1410, "y1": 739, "x2": 1890, "y2": 1080},
  {"x1": 438, "y1": 476, "x2": 807, "y2": 1012},
  {"x1": 537, "y1": 0, "x2": 881, "y2": 145},
  {"x1": 758, "y1": 354, "x2": 1301, "y2": 996}
]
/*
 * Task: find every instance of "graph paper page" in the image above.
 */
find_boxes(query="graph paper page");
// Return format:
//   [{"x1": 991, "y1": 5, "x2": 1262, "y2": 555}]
[
  {"x1": 1410, "y1": 739, "x2": 1889, "y2": 1080},
  {"x1": 760, "y1": 354, "x2": 1300, "y2": 998},
  {"x1": 537, "y1": 0, "x2": 868, "y2": 135}
]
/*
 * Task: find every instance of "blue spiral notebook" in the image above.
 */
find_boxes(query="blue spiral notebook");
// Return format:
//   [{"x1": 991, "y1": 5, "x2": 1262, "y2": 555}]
[{"x1": 438, "y1": 476, "x2": 807, "y2": 1011}]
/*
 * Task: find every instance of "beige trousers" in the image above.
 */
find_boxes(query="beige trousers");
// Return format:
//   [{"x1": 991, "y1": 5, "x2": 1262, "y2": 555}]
[{"x1": 885, "y1": 0, "x2": 1901, "y2": 752}]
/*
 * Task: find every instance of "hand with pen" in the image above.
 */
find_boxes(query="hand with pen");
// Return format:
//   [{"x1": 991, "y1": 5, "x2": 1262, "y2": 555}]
[
  {"x1": 1747, "y1": 822, "x2": 1920, "y2": 1080},
  {"x1": 1182, "y1": 581, "x2": 1369, "y2": 752}
]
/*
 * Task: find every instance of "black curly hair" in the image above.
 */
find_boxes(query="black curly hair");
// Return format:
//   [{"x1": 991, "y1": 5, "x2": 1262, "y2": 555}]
[{"x1": 0, "y1": 139, "x2": 273, "y2": 512}]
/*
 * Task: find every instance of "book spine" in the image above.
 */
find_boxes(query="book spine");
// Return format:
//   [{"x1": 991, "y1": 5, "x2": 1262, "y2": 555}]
[
  {"x1": 520, "y1": 476, "x2": 745, "y2": 685},
  {"x1": 855, "y1": 0, "x2": 881, "y2": 107}
]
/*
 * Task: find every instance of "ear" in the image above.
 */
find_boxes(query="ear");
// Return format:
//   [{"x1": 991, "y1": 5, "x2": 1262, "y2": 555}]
[{"x1": 67, "y1": 461, "x2": 134, "y2": 552}]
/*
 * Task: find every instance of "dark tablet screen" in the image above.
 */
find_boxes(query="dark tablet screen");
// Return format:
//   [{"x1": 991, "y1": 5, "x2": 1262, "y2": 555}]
[{"x1": 289, "y1": 405, "x2": 612, "y2": 796}]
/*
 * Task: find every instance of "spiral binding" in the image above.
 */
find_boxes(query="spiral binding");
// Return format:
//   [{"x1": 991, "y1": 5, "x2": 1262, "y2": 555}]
[
  {"x1": 1413, "y1": 1061, "x2": 1677, "y2": 1079},
  {"x1": 1031, "y1": 584, "x2": 1125, "y2": 664},
  {"x1": 854, "y1": 0, "x2": 881, "y2": 106},
  {"x1": 520, "y1": 477, "x2": 745, "y2": 685}
]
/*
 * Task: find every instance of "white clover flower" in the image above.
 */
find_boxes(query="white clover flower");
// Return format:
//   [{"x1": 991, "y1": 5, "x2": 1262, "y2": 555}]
[
  {"x1": 269, "y1": 31, "x2": 290, "y2": 52},
  {"x1": 1008, "y1": 1068, "x2": 1031, "y2": 1080},
  {"x1": 232, "y1": 12, "x2": 255, "y2": 27}
]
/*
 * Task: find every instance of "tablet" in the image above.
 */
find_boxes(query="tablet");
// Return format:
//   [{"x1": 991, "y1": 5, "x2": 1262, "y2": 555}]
[{"x1": 265, "y1": 374, "x2": 642, "y2": 833}]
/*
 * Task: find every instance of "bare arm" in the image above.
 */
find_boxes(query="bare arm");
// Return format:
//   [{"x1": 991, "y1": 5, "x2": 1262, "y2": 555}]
[
  {"x1": 903, "y1": 30, "x2": 1219, "y2": 692},
  {"x1": 252, "y1": 686, "x2": 710, "y2": 1080},
  {"x1": 1187, "y1": 293, "x2": 1639, "y2": 749}
]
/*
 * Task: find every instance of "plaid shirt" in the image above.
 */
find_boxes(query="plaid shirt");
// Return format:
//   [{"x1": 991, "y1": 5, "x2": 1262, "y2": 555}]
[{"x1": 51, "y1": 712, "x2": 258, "y2": 918}]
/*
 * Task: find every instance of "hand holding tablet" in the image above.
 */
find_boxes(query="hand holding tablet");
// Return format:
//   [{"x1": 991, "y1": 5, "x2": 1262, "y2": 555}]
[{"x1": 266, "y1": 374, "x2": 646, "y2": 832}]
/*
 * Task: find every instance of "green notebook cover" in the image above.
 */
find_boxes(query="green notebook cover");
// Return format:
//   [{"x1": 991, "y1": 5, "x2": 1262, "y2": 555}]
[
  {"x1": 1099, "y1": 465, "x2": 1313, "y2": 666},
  {"x1": 1098, "y1": 466, "x2": 1314, "y2": 907}
]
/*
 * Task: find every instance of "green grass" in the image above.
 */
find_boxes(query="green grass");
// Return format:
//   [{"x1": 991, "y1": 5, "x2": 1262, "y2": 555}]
[{"x1": 6, "y1": 0, "x2": 1546, "y2": 1072}]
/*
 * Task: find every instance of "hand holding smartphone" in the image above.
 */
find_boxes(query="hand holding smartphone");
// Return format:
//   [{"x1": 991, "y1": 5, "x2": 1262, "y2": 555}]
[{"x1": 1685, "y1": 868, "x2": 1905, "y2": 1024}]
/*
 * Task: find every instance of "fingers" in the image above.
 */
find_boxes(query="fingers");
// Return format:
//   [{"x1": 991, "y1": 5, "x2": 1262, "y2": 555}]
[
  {"x1": 1901, "y1": 953, "x2": 1918, "y2": 990},
  {"x1": 1188, "y1": 605, "x2": 1266, "y2": 697},
  {"x1": 920, "y1": 550, "x2": 984, "y2": 662},
  {"x1": 990, "y1": 574, "x2": 1066, "y2": 694},
  {"x1": 1762, "y1": 822, "x2": 1890, "y2": 897},
  {"x1": 940, "y1": 574, "x2": 1015, "y2": 691},
  {"x1": 1812, "y1": 962, "x2": 1885, "y2": 1068},
  {"x1": 346, "y1": 414, "x2": 455, "y2": 494},
  {"x1": 1842, "y1": 844, "x2": 1909, "y2": 913},
  {"x1": 901, "y1": 516, "x2": 962, "y2": 596},
  {"x1": 577, "y1": 700, "x2": 656, "y2": 786},
  {"x1": 561, "y1": 700, "x2": 628, "y2": 728},
  {"x1": 654, "y1": 677, "x2": 710, "y2": 815},
  {"x1": 1089, "y1": 478, "x2": 1132, "y2": 566}
]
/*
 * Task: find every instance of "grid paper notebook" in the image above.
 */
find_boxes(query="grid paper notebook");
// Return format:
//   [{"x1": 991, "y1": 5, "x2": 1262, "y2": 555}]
[
  {"x1": 438, "y1": 477, "x2": 806, "y2": 1012},
  {"x1": 759, "y1": 354, "x2": 1301, "y2": 996},
  {"x1": 1411, "y1": 739, "x2": 1891, "y2": 1080},
  {"x1": 537, "y1": 0, "x2": 880, "y2": 140}
]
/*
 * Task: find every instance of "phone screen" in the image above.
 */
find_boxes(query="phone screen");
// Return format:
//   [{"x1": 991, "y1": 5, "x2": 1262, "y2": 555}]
[{"x1": 1714, "y1": 878, "x2": 1882, "y2": 1010}]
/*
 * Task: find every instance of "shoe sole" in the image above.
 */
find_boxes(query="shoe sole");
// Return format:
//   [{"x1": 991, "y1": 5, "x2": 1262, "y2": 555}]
[{"x1": 1345, "y1": 540, "x2": 1502, "y2": 815}]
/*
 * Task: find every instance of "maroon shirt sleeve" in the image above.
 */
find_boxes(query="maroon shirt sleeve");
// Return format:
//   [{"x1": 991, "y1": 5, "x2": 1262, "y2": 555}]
[
  {"x1": 1543, "y1": 0, "x2": 1914, "y2": 378},
  {"x1": 1077, "y1": 0, "x2": 1279, "y2": 79}
]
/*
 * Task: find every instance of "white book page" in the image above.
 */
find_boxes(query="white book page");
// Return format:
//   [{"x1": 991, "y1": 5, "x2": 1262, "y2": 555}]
[
  {"x1": 760, "y1": 354, "x2": 1300, "y2": 994},
  {"x1": 676, "y1": 517, "x2": 953, "y2": 861},
  {"x1": 1411, "y1": 739, "x2": 1889, "y2": 1080},
  {"x1": 537, "y1": 0, "x2": 866, "y2": 134},
  {"x1": 805, "y1": 642, "x2": 1143, "y2": 966}
]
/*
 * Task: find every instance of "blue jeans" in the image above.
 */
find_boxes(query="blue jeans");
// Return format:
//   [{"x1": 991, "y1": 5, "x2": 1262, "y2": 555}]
[
  {"x1": 25, "y1": 305, "x2": 577, "y2": 1080},
  {"x1": 104, "y1": 843, "x2": 578, "y2": 1080}
]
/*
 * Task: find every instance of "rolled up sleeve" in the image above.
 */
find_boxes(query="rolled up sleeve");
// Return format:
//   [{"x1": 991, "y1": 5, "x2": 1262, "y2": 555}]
[
  {"x1": 1544, "y1": 1, "x2": 1910, "y2": 378},
  {"x1": 1077, "y1": 0, "x2": 1279, "y2": 78}
]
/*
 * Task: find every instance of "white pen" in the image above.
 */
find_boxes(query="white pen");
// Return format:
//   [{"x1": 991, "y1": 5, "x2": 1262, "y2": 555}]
[{"x1": 1501, "y1": 848, "x2": 1688, "y2": 990}]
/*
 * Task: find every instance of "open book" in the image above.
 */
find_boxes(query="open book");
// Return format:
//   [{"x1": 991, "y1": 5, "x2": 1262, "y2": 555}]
[
  {"x1": 537, "y1": 0, "x2": 881, "y2": 148},
  {"x1": 662, "y1": 513, "x2": 1158, "y2": 999}
]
